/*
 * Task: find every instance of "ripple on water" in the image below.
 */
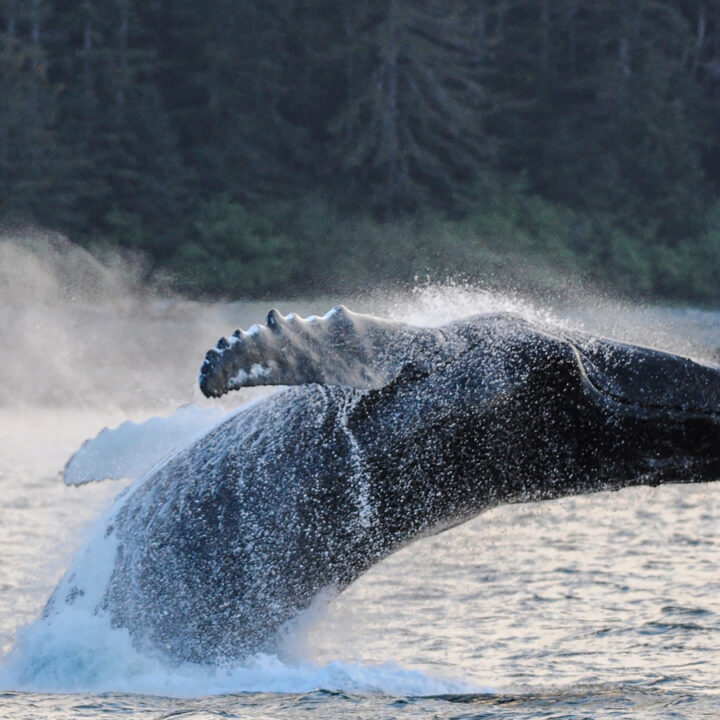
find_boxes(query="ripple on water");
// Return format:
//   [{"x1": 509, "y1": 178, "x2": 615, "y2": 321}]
[
  {"x1": 2, "y1": 298, "x2": 720, "y2": 718},
  {"x1": 3, "y1": 687, "x2": 720, "y2": 720}
]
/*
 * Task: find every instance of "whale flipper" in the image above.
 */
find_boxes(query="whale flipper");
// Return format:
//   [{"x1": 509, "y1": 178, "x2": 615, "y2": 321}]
[
  {"x1": 199, "y1": 305, "x2": 454, "y2": 397},
  {"x1": 62, "y1": 405, "x2": 230, "y2": 485}
]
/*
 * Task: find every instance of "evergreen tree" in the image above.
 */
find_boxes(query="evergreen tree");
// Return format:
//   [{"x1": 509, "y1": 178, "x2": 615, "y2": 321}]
[
  {"x1": 327, "y1": 0, "x2": 492, "y2": 212},
  {"x1": 54, "y1": 0, "x2": 187, "y2": 255},
  {"x1": 496, "y1": 0, "x2": 709, "y2": 240},
  {"x1": 146, "y1": 0, "x2": 305, "y2": 204},
  {"x1": 0, "y1": 0, "x2": 65, "y2": 225},
  {"x1": 0, "y1": 0, "x2": 719, "y2": 300}
]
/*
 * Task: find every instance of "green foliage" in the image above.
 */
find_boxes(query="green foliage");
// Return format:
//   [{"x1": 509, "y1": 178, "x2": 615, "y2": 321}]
[
  {"x1": 326, "y1": 0, "x2": 492, "y2": 212},
  {"x1": 160, "y1": 178, "x2": 719, "y2": 303},
  {"x1": 104, "y1": 207, "x2": 147, "y2": 250},
  {"x1": 51, "y1": 0, "x2": 188, "y2": 254},
  {"x1": 170, "y1": 198, "x2": 298, "y2": 297},
  {"x1": 648, "y1": 202, "x2": 720, "y2": 300},
  {"x1": 0, "y1": 0, "x2": 720, "y2": 302}
]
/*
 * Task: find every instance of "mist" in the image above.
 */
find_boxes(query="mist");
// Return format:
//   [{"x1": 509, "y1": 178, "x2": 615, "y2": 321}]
[
  {"x1": 1, "y1": 230, "x2": 720, "y2": 700},
  {"x1": 2, "y1": 231, "x2": 718, "y2": 415},
  {"x1": 1, "y1": 231, "x2": 233, "y2": 412}
]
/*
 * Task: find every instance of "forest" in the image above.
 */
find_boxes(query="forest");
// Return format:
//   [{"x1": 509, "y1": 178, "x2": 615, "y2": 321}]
[{"x1": 1, "y1": 0, "x2": 720, "y2": 301}]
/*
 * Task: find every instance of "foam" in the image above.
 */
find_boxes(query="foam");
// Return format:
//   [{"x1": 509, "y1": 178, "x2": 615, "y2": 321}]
[{"x1": 0, "y1": 610, "x2": 483, "y2": 697}]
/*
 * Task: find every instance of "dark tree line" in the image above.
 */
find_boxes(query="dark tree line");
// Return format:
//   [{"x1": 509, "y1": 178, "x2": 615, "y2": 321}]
[{"x1": 2, "y1": 0, "x2": 720, "y2": 297}]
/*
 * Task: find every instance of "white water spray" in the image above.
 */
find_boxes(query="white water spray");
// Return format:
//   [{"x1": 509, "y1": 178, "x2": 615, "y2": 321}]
[{"x1": 1, "y1": 233, "x2": 719, "y2": 697}]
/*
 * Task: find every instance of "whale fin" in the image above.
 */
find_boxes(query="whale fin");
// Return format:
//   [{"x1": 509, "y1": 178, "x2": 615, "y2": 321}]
[
  {"x1": 62, "y1": 405, "x2": 230, "y2": 485},
  {"x1": 199, "y1": 306, "x2": 451, "y2": 397}
]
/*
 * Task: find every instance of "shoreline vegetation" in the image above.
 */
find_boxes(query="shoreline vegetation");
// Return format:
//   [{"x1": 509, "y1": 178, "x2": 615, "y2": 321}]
[
  {"x1": 1, "y1": 2, "x2": 720, "y2": 303},
  {"x1": 8, "y1": 179, "x2": 720, "y2": 307},
  {"x1": 156, "y1": 177, "x2": 720, "y2": 303},
  {"x1": 5, "y1": 174, "x2": 720, "y2": 305}
]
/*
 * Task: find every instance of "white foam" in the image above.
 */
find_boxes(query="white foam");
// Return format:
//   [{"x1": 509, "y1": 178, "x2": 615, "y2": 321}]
[
  {"x1": 0, "y1": 609, "x2": 483, "y2": 697},
  {"x1": 250, "y1": 363, "x2": 270, "y2": 378},
  {"x1": 385, "y1": 281, "x2": 564, "y2": 329}
]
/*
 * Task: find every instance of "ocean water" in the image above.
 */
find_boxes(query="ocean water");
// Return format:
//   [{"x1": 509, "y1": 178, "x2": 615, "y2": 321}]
[{"x1": 2, "y1": 238, "x2": 720, "y2": 719}]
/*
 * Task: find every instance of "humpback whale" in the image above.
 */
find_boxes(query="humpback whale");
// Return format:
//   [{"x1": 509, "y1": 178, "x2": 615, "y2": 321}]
[{"x1": 49, "y1": 307, "x2": 720, "y2": 664}]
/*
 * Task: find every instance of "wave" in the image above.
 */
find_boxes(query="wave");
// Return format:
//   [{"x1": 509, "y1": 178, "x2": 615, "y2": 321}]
[{"x1": 0, "y1": 607, "x2": 482, "y2": 697}]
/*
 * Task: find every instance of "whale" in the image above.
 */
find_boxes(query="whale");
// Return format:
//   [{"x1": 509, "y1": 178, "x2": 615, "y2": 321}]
[{"x1": 48, "y1": 307, "x2": 720, "y2": 664}]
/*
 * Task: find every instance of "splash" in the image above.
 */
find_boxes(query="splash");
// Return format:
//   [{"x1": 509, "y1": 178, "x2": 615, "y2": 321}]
[
  {"x1": 2, "y1": 457, "x2": 479, "y2": 697},
  {"x1": 379, "y1": 279, "x2": 720, "y2": 362},
  {"x1": 0, "y1": 231, "x2": 265, "y2": 412},
  {"x1": 1, "y1": 415, "x2": 486, "y2": 698},
  {"x1": 0, "y1": 610, "x2": 482, "y2": 697},
  {"x1": 63, "y1": 404, "x2": 232, "y2": 485},
  {"x1": 2, "y1": 232, "x2": 719, "y2": 698},
  {"x1": 384, "y1": 280, "x2": 564, "y2": 328}
]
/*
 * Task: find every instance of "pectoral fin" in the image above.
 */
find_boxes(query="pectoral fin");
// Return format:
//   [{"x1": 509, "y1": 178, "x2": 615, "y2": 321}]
[
  {"x1": 63, "y1": 405, "x2": 229, "y2": 485},
  {"x1": 198, "y1": 305, "x2": 449, "y2": 397}
]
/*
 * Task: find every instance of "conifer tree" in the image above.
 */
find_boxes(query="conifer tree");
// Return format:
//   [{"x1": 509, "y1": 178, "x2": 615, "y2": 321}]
[
  {"x1": 0, "y1": 0, "x2": 64, "y2": 225},
  {"x1": 327, "y1": 0, "x2": 492, "y2": 212},
  {"x1": 54, "y1": 0, "x2": 186, "y2": 254}
]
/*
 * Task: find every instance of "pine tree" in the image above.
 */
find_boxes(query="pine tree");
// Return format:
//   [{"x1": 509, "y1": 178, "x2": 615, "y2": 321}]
[
  {"x1": 327, "y1": 0, "x2": 493, "y2": 213},
  {"x1": 494, "y1": 0, "x2": 708, "y2": 240},
  {"x1": 0, "y1": 0, "x2": 65, "y2": 225},
  {"x1": 54, "y1": 0, "x2": 187, "y2": 255},
  {"x1": 147, "y1": 0, "x2": 305, "y2": 204}
]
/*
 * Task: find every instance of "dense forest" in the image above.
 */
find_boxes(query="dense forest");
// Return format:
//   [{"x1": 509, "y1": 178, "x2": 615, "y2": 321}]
[{"x1": 1, "y1": 0, "x2": 720, "y2": 300}]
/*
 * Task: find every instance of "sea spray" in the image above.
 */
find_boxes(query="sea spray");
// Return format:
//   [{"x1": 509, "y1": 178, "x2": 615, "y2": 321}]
[
  {"x1": 1, "y1": 606, "x2": 482, "y2": 697},
  {"x1": 2, "y1": 236, "x2": 720, "y2": 701}
]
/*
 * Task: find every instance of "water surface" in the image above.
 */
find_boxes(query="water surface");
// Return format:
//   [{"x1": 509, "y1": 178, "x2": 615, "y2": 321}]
[{"x1": 1, "y1": 242, "x2": 720, "y2": 719}]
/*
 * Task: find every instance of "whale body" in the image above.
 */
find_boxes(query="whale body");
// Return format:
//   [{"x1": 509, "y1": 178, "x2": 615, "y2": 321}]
[{"x1": 49, "y1": 308, "x2": 720, "y2": 663}]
